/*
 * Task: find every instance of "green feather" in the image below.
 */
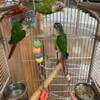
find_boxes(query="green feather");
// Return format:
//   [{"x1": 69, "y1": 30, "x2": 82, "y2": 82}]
[
  {"x1": 54, "y1": 22, "x2": 68, "y2": 59},
  {"x1": 56, "y1": 33, "x2": 67, "y2": 55},
  {"x1": 34, "y1": 0, "x2": 52, "y2": 14},
  {"x1": 10, "y1": 20, "x2": 26, "y2": 44}
]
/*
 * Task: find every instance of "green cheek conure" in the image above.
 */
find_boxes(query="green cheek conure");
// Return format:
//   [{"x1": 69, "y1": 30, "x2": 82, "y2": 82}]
[
  {"x1": 8, "y1": 19, "x2": 26, "y2": 59},
  {"x1": 54, "y1": 22, "x2": 69, "y2": 75},
  {"x1": 34, "y1": 0, "x2": 65, "y2": 14}
]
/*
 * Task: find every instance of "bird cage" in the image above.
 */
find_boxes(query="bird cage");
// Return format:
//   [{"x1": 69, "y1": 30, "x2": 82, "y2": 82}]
[
  {"x1": 92, "y1": 41, "x2": 100, "y2": 91},
  {"x1": 0, "y1": 0, "x2": 18, "y2": 9},
  {"x1": 0, "y1": 41, "x2": 10, "y2": 98},
  {"x1": 37, "y1": 0, "x2": 100, "y2": 99},
  {"x1": 0, "y1": 0, "x2": 100, "y2": 100}
]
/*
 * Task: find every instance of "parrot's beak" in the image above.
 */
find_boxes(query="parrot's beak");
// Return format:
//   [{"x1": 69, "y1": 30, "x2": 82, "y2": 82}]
[
  {"x1": 54, "y1": 28, "x2": 59, "y2": 35},
  {"x1": 61, "y1": 8, "x2": 64, "y2": 12}
]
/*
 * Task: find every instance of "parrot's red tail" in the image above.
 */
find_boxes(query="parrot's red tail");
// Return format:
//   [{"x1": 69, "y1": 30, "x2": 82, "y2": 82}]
[
  {"x1": 60, "y1": 56, "x2": 66, "y2": 76},
  {"x1": 8, "y1": 44, "x2": 17, "y2": 59}
]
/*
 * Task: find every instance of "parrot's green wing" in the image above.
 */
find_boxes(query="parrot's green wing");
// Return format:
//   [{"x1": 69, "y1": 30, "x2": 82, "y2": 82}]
[
  {"x1": 11, "y1": 20, "x2": 26, "y2": 44},
  {"x1": 8, "y1": 20, "x2": 26, "y2": 59},
  {"x1": 56, "y1": 33, "x2": 67, "y2": 55}
]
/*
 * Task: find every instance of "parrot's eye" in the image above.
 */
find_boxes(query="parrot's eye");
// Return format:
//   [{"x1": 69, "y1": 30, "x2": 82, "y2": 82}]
[
  {"x1": 54, "y1": 23, "x2": 58, "y2": 28},
  {"x1": 58, "y1": 5, "x2": 60, "y2": 7},
  {"x1": 29, "y1": 18, "x2": 32, "y2": 21},
  {"x1": 58, "y1": 5, "x2": 62, "y2": 8}
]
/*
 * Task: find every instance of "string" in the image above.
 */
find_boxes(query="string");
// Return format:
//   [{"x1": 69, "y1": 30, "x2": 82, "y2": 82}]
[{"x1": 33, "y1": 0, "x2": 36, "y2": 13}]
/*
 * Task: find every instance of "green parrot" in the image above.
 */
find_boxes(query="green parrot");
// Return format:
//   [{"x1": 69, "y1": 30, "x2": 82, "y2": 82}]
[
  {"x1": 34, "y1": 0, "x2": 65, "y2": 14},
  {"x1": 8, "y1": 19, "x2": 26, "y2": 59},
  {"x1": 54, "y1": 22, "x2": 69, "y2": 75}
]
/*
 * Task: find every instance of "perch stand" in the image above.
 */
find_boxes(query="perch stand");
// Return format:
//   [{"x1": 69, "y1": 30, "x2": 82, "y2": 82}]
[{"x1": 30, "y1": 63, "x2": 62, "y2": 100}]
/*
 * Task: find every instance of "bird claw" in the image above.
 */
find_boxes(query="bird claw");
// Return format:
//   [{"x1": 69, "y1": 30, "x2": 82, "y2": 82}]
[
  {"x1": 65, "y1": 74, "x2": 71, "y2": 81},
  {"x1": 25, "y1": 32, "x2": 30, "y2": 37}
]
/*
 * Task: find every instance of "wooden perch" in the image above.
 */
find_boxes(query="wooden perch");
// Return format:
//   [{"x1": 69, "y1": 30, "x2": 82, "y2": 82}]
[
  {"x1": 0, "y1": 3, "x2": 18, "y2": 21},
  {"x1": 0, "y1": 3, "x2": 17, "y2": 12},
  {"x1": 77, "y1": 2, "x2": 100, "y2": 11},
  {"x1": 30, "y1": 63, "x2": 62, "y2": 100},
  {"x1": 75, "y1": 0, "x2": 100, "y2": 22}
]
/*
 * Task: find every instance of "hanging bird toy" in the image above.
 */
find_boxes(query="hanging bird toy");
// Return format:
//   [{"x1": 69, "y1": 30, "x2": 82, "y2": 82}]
[
  {"x1": 32, "y1": 40, "x2": 44, "y2": 64},
  {"x1": 2, "y1": 2, "x2": 27, "y2": 18},
  {"x1": 40, "y1": 88, "x2": 48, "y2": 100},
  {"x1": 34, "y1": 0, "x2": 65, "y2": 15},
  {"x1": 2, "y1": 1, "x2": 35, "y2": 19}
]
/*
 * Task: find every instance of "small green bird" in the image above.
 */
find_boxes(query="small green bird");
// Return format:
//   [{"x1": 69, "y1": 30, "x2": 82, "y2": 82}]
[
  {"x1": 8, "y1": 19, "x2": 26, "y2": 59},
  {"x1": 54, "y1": 22, "x2": 69, "y2": 75},
  {"x1": 34, "y1": 0, "x2": 65, "y2": 14}
]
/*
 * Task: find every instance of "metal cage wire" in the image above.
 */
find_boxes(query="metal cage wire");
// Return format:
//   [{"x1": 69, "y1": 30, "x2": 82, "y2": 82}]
[
  {"x1": 92, "y1": 41, "x2": 100, "y2": 92},
  {"x1": 39, "y1": 0, "x2": 98, "y2": 99},
  {"x1": 0, "y1": 0, "x2": 99, "y2": 99},
  {"x1": 0, "y1": 42, "x2": 10, "y2": 97}
]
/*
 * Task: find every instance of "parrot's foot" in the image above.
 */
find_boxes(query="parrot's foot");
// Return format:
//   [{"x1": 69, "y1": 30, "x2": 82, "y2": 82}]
[
  {"x1": 64, "y1": 52, "x2": 69, "y2": 59},
  {"x1": 25, "y1": 32, "x2": 30, "y2": 37},
  {"x1": 56, "y1": 50, "x2": 59, "y2": 53},
  {"x1": 56, "y1": 60, "x2": 59, "y2": 65},
  {"x1": 39, "y1": 63, "x2": 44, "y2": 67},
  {"x1": 65, "y1": 74, "x2": 71, "y2": 82}
]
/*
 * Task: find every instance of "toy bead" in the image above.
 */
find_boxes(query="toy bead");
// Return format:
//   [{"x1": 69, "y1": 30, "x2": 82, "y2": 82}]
[
  {"x1": 35, "y1": 57, "x2": 43, "y2": 63},
  {"x1": 35, "y1": 53, "x2": 43, "y2": 58},
  {"x1": 40, "y1": 88, "x2": 48, "y2": 100},
  {"x1": 32, "y1": 40, "x2": 42, "y2": 48},
  {"x1": 33, "y1": 47, "x2": 41, "y2": 54}
]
